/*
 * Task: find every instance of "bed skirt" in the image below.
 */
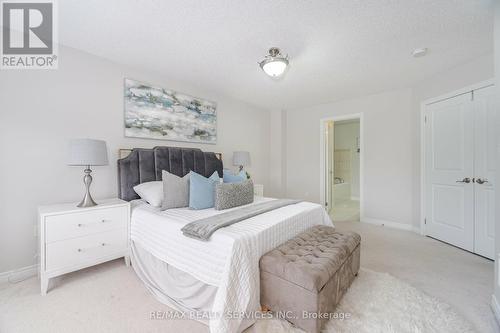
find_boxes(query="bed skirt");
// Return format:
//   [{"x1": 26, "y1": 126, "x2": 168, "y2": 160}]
[{"x1": 131, "y1": 241, "x2": 217, "y2": 325}]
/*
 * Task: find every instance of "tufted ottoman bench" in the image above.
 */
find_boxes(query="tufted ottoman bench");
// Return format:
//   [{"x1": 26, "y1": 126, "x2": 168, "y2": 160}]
[{"x1": 259, "y1": 225, "x2": 361, "y2": 333}]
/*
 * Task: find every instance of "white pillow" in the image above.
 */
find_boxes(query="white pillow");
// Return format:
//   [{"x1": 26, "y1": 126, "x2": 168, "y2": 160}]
[{"x1": 133, "y1": 181, "x2": 163, "y2": 207}]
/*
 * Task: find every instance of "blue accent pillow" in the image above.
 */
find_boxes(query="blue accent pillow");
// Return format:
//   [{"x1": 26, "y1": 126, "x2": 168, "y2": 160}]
[
  {"x1": 189, "y1": 171, "x2": 220, "y2": 210},
  {"x1": 223, "y1": 169, "x2": 247, "y2": 183}
]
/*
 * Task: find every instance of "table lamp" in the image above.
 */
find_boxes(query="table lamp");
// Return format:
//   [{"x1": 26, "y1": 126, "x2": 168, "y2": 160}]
[
  {"x1": 68, "y1": 139, "x2": 109, "y2": 207},
  {"x1": 232, "y1": 151, "x2": 251, "y2": 172}
]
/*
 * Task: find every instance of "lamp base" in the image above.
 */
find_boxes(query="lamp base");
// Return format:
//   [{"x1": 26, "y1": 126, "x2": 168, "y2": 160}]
[
  {"x1": 77, "y1": 167, "x2": 98, "y2": 208},
  {"x1": 77, "y1": 192, "x2": 98, "y2": 208}
]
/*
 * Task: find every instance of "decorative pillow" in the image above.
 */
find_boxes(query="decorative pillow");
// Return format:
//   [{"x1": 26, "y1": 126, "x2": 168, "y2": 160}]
[
  {"x1": 133, "y1": 181, "x2": 163, "y2": 207},
  {"x1": 161, "y1": 171, "x2": 190, "y2": 210},
  {"x1": 215, "y1": 180, "x2": 254, "y2": 210},
  {"x1": 223, "y1": 169, "x2": 247, "y2": 183},
  {"x1": 189, "y1": 171, "x2": 220, "y2": 210}
]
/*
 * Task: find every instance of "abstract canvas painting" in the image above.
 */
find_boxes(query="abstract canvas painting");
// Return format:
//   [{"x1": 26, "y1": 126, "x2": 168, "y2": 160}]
[{"x1": 124, "y1": 79, "x2": 217, "y2": 143}]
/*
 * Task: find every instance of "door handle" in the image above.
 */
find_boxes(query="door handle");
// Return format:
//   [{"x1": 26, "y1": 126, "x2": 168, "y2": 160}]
[
  {"x1": 476, "y1": 178, "x2": 489, "y2": 184},
  {"x1": 456, "y1": 177, "x2": 471, "y2": 184}
]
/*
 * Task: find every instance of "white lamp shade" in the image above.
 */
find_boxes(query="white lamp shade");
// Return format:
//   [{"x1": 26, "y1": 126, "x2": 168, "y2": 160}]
[
  {"x1": 68, "y1": 139, "x2": 109, "y2": 166},
  {"x1": 233, "y1": 151, "x2": 251, "y2": 167}
]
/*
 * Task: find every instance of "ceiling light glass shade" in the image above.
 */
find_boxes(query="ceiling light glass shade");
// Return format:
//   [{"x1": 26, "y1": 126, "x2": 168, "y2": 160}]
[
  {"x1": 259, "y1": 47, "x2": 289, "y2": 78},
  {"x1": 262, "y1": 60, "x2": 288, "y2": 77}
]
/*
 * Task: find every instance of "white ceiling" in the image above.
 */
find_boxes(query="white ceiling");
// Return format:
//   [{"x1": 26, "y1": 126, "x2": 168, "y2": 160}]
[{"x1": 59, "y1": 0, "x2": 494, "y2": 110}]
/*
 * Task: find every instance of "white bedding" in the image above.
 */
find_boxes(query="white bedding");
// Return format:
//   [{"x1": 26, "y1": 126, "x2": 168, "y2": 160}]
[{"x1": 130, "y1": 197, "x2": 332, "y2": 333}]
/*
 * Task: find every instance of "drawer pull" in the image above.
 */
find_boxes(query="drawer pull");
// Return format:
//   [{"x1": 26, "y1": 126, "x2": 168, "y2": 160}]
[
  {"x1": 77, "y1": 243, "x2": 108, "y2": 252},
  {"x1": 76, "y1": 219, "x2": 111, "y2": 228}
]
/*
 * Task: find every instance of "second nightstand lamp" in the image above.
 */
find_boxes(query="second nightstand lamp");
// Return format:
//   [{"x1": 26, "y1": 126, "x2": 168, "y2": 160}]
[
  {"x1": 68, "y1": 139, "x2": 109, "y2": 208},
  {"x1": 233, "y1": 151, "x2": 251, "y2": 172}
]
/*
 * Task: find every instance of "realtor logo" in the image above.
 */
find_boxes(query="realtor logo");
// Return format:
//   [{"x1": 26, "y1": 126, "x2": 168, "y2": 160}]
[{"x1": 1, "y1": 0, "x2": 58, "y2": 69}]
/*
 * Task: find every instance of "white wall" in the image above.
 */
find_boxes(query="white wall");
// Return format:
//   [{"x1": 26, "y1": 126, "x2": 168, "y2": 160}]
[
  {"x1": 284, "y1": 54, "x2": 494, "y2": 230},
  {"x1": 286, "y1": 89, "x2": 414, "y2": 227},
  {"x1": 0, "y1": 46, "x2": 271, "y2": 273},
  {"x1": 333, "y1": 121, "x2": 360, "y2": 199},
  {"x1": 267, "y1": 110, "x2": 287, "y2": 198}
]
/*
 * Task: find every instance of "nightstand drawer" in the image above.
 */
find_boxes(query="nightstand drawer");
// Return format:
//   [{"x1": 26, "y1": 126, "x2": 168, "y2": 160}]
[
  {"x1": 45, "y1": 229, "x2": 127, "y2": 271},
  {"x1": 45, "y1": 206, "x2": 128, "y2": 243}
]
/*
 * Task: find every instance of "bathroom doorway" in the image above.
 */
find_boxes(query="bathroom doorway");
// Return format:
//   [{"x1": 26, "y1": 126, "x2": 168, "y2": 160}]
[{"x1": 320, "y1": 114, "x2": 362, "y2": 222}]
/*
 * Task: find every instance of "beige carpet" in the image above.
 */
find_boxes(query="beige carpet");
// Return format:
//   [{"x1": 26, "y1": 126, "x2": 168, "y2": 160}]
[
  {"x1": 334, "y1": 221, "x2": 496, "y2": 333},
  {"x1": 0, "y1": 260, "x2": 208, "y2": 333},
  {"x1": 0, "y1": 260, "x2": 475, "y2": 333}
]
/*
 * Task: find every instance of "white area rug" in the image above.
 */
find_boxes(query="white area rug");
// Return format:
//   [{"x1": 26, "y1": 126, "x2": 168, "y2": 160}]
[
  {"x1": 0, "y1": 262, "x2": 476, "y2": 333},
  {"x1": 251, "y1": 268, "x2": 476, "y2": 333}
]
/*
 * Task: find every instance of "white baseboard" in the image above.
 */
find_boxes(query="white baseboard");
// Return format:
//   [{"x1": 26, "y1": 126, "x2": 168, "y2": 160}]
[
  {"x1": 361, "y1": 217, "x2": 416, "y2": 232},
  {"x1": 0, "y1": 264, "x2": 38, "y2": 285},
  {"x1": 492, "y1": 295, "x2": 500, "y2": 327},
  {"x1": 412, "y1": 226, "x2": 422, "y2": 234}
]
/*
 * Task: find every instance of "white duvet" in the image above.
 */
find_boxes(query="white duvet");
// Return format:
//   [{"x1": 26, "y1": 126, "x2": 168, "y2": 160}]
[{"x1": 130, "y1": 197, "x2": 332, "y2": 333}]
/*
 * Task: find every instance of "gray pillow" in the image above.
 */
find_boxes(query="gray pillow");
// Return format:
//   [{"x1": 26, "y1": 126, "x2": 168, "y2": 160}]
[
  {"x1": 215, "y1": 179, "x2": 254, "y2": 210},
  {"x1": 161, "y1": 170, "x2": 189, "y2": 210}
]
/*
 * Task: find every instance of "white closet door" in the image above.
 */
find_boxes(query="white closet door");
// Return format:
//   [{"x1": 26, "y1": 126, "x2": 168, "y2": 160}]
[
  {"x1": 473, "y1": 85, "x2": 497, "y2": 259},
  {"x1": 425, "y1": 93, "x2": 474, "y2": 251}
]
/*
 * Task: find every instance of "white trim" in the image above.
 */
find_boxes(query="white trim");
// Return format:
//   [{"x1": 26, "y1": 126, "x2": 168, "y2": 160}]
[
  {"x1": 420, "y1": 105, "x2": 427, "y2": 236},
  {"x1": 422, "y1": 79, "x2": 495, "y2": 106},
  {"x1": 319, "y1": 113, "x2": 364, "y2": 220},
  {"x1": 0, "y1": 264, "x2": 38, "y2": 285},
  {"x1": 420, "y1": 79, "x2": 495, "y2": 237},
  {"x1": 361, "y1": 217, "x2": 417, "y2": 232},
  {"x1": 491, "y1": 295, "x2": 500, "y2": 326}
]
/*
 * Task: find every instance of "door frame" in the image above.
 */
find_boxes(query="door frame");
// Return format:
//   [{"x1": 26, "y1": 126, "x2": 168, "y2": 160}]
[
  {"x1": 319, "y1": 113, "x2": 364, "y2": 220},
  {"x1": 420, "y1": 79, "x2": 495, "y2": 236}
]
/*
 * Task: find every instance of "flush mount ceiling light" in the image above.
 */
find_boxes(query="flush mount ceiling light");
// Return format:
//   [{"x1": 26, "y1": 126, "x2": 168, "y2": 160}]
[
  {"x1": 412, "y1": 48, "x2": 428, "y2": 58},
  {"x1": 259, "y1": 47, "x2": 289, "y2": 78}
]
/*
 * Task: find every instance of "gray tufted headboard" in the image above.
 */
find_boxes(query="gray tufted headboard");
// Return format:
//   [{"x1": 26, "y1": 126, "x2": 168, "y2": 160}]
[{"x1": 117, "y1": 146, "x2": 223, "y2": 201}]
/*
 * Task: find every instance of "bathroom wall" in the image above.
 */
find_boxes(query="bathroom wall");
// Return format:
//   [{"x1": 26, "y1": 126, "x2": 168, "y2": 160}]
[{"x1": 334, "y1": 120, "x2": 360, "y2": 199}]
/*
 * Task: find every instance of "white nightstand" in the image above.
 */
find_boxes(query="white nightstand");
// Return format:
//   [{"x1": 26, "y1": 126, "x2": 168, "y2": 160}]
[
  {"x1": 254, "y1": 184, "x2": 264, "y2": 197},
  {"x1": 38, "y1": 198, "x2": 130, "y2": 295}
]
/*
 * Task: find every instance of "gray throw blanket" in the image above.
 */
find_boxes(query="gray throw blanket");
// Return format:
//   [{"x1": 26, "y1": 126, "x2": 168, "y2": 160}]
[{"x1": 181, "y1": 199, "x2": 301, "y2": 241}]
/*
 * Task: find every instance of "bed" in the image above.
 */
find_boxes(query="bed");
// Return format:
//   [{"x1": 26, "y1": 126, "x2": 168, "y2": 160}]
[{"x1": 118, "y1": 146, "x2": 332, "y2": 333}]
